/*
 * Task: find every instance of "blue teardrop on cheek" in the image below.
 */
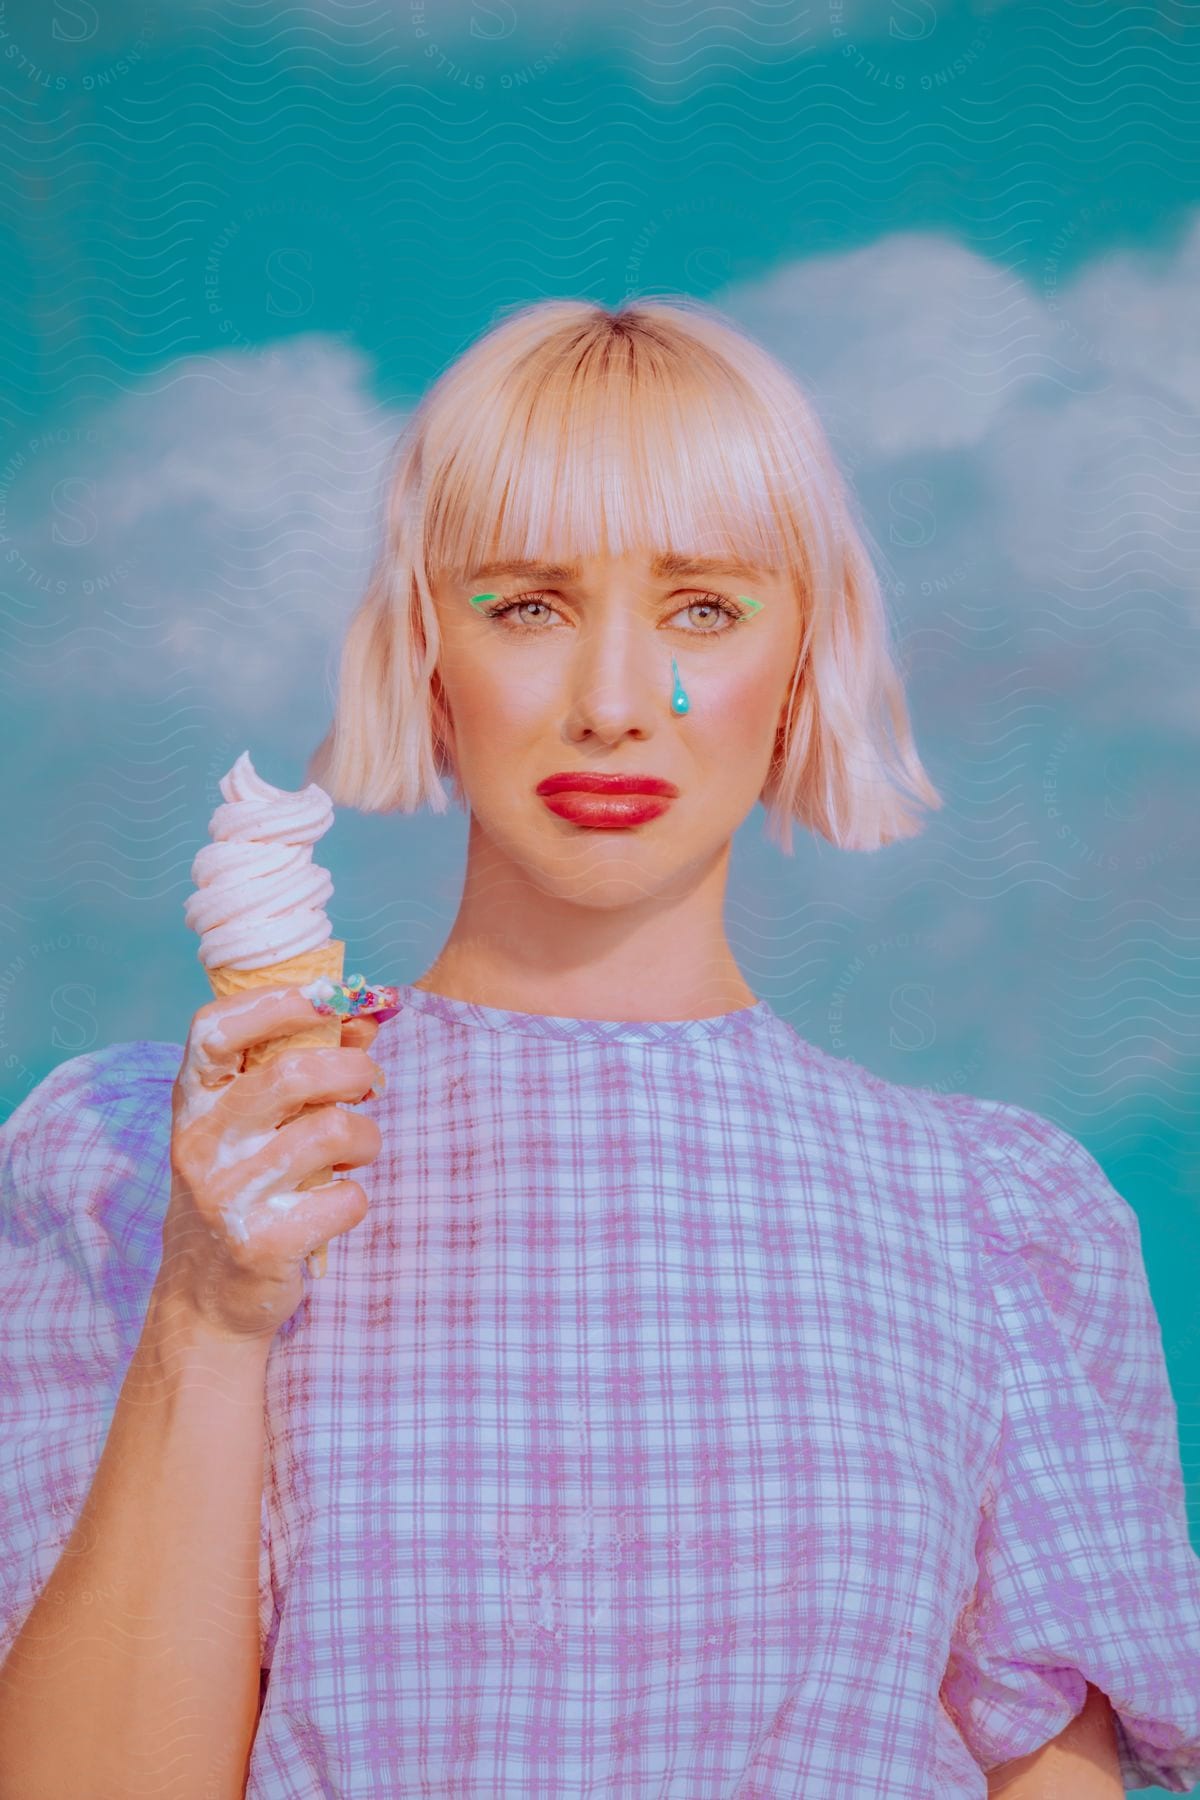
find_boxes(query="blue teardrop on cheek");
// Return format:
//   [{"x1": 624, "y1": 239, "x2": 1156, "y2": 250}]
[{"x1": 671, "y1": 656, "x2": 690, "y2": 716}]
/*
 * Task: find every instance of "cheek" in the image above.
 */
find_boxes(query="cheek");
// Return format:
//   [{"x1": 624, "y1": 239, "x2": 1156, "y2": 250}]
[
  {"x1": 448, "y1": 656, "x2": 544, "y2": 759},
  {"x1": 700, "y1": 663, "x2": 786, "y2": 759}
]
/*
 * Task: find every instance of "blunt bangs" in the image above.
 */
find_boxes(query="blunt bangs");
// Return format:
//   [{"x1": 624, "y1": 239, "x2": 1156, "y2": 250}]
[{"x1": 421, "y1": 324, "x2": 815, "y2": 609}]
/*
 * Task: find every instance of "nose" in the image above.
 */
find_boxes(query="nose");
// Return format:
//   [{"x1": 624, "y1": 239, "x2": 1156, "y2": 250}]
[{"x1": 564, "y1": 610, "x2": 665, "y2": 744}]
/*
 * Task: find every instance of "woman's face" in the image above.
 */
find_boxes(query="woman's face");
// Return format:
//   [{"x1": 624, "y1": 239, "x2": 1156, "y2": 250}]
[{"x1": 430, "y1": 545, "x2": 803, "y2": 908}]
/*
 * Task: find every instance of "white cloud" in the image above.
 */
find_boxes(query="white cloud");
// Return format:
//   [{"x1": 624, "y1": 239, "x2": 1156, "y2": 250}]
[
  {"x1": 0, "y1": 336, "x2": 401, "y2": 711},
  {"x1": 178, "y1": 0, "x2": 1022, "y2": 53},
  {"x1": 1065, "y1": 220, "x2": 1200, "y2": 409},
  {"x1": 723, "y1": 230, "x2": 1055, "y2": 458},
  {"x1": 719, "y1": 212, "x2": 1200, "y2": 636}
]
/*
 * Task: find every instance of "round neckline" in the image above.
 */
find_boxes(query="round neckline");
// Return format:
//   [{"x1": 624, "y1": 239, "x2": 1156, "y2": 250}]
[{"x1": 390, "y1": 981, "x2": 775, "y2": 1047}]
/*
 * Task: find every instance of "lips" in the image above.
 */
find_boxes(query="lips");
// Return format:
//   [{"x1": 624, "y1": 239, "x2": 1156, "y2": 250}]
[
  {"x1": 539, "y1": 792, "x2": 673, "y2": 828},
  {"x1": 535, "y1": 772, "x2": 679, "y2": 797}
]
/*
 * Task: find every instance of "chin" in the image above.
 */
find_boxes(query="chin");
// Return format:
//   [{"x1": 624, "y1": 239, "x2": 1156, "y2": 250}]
[
  {"x1": 527, "y1": 857, "x2": 673, "y2": 911},
  {"x1": 523, "y1": 831, "x2": 727, "y2": 913}
]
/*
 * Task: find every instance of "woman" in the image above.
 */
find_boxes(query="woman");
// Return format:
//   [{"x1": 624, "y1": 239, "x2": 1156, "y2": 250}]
[{"x1": 2, "y1": 298, "x2": 1198, "y2": 1798}]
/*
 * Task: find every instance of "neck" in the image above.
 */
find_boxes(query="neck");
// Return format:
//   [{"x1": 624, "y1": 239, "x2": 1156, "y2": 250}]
[{"x1": 415, "y1": 814, "x2": 757, "y2": 1022}]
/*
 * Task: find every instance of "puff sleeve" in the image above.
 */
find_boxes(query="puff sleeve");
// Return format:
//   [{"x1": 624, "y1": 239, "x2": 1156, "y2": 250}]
[
  {"x1": 0, "y1": 1041, "x2": 278, "y2": 1671},
  {"x1": 941, "y1": 1100, "x2": 1200, "y2": 1791}
]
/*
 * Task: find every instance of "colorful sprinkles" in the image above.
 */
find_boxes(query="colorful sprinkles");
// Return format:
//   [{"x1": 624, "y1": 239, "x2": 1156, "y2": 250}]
[{"x1": 302, "y1": 973, "x2": 403, "y2": 1023}]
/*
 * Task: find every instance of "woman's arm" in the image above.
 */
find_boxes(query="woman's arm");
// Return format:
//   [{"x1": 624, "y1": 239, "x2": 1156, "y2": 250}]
[
  {"x1": 985, "y1": 1683, "x2": 1122, "y2": 1797},
  {"x1": 0, "y1": 1280, "x2": 271, "y2": 1800}
]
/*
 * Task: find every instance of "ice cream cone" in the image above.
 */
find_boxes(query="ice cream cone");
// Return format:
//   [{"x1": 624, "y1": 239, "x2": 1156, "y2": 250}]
[
  {"x1": 187, "y1": 752, "x2": 355, "y2": 1283},
  {"x1": 206, "y1": 937, "x2": 346, "y2": 1279}
]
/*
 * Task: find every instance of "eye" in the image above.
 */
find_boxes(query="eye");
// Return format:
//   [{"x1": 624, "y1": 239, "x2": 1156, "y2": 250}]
[
  {"x1": 473, "y1": 590, "x2": 755, "y2": 633},
  {"x1": 472, "y1": 592, "x2": 563, "y2": 629},
  {"x1": 668, "y1": 592, "x2": 752, "y2": 633}
]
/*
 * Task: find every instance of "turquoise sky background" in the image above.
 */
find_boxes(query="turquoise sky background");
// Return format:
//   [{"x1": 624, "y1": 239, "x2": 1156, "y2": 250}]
[{"x1": 2, "y1": 3, "x2": 1199, "y2": 1770}]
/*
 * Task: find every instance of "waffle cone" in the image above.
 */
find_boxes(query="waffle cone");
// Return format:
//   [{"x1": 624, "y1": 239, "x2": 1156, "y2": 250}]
[
  {"x1": 206, "y1": 939, "x2": 346, "y2": 1070},
  {"x1": 205, "y1": 938, "x2": 347, "y2": 1279}
]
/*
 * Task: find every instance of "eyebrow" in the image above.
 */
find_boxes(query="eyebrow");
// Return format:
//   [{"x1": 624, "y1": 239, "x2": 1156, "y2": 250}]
[{"x1": 465, "y1": 553, "x2": 778, "y2": 584}]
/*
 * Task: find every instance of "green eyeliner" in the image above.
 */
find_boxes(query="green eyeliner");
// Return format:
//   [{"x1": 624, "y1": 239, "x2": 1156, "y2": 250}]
[{"x1": 472, "y1": 591, "x2": 763, "y2": 614}]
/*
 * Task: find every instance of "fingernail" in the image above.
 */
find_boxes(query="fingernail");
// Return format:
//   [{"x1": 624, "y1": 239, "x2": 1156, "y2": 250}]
[
  {"x1": 300, "y1": 976, "x2": 342, "y2": 1012},
  {"x1": 302, "y1": 977, "x2": 402, "y2": 1020}
]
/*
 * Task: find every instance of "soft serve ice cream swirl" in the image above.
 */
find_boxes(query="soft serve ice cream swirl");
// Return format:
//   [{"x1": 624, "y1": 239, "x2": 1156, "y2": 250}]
[{"x1": 185, "y1": 751, "x2": 336, "y2": 971}]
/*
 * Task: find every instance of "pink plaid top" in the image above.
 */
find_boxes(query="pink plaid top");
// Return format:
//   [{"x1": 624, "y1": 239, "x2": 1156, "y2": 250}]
[{"x1": 3, "y1": 983, "x2": 1199, "y2": 1797}]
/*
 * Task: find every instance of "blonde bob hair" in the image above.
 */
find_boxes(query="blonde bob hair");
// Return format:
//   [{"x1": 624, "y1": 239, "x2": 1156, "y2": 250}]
[{"x1": 307, "y1": 296, "x2": 942, "y2": 855}]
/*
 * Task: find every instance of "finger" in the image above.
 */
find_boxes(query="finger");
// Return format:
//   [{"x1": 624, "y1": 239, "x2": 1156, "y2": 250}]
[
  {"x1": 204, "y1": 1108, "x2": 379, "y2": 1249},
  {"x1": 340, "y1": 1014, "x2": 380, "y2": 1052},
  {"x1": 240, "y1": 1176, "x2": 370, "y2": 1263},
  {"x1": 211, "y1": 1044, "x2": 385, "y2": 1133},
  {"x1": 185, "y1": 986, "x2": 335, "y2": 1085},
  {"x1": 223, "y1": 1104, "x2": 382, "y2": 1197}
]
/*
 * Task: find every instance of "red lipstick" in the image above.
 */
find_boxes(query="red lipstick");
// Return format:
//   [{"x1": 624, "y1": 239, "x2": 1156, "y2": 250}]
[
  {"x1": 535, "y1": 771, "x2": 678, "y2": 829},
  {"x1": 536, "y1": 772, "x2": 679, "y2": 797}
]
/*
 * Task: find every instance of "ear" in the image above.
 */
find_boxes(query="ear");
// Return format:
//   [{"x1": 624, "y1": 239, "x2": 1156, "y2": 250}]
[
  {"x1": 429, "y1": 666, "x2": 457, "y2": 765},
  {"x1": 770, "y1": 703, "x2": 791, "y2": 773},
  {"x1": 429, "y1": 667, "x2": 467, "y2": 804}
]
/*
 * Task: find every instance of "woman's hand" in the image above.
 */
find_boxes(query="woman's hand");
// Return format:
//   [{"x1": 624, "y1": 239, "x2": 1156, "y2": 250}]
[{"x1": 157, "y1": 986, "x2": 385, "y2": 1343}]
